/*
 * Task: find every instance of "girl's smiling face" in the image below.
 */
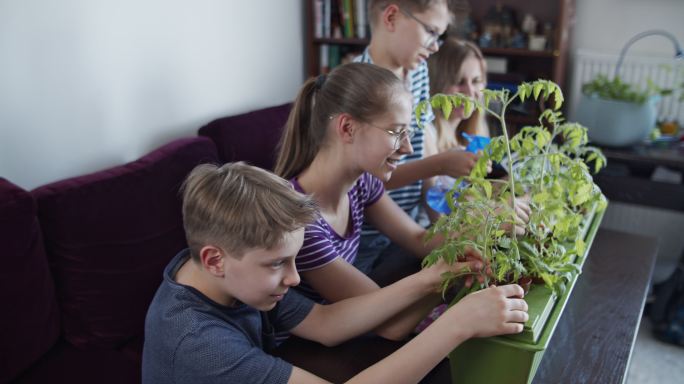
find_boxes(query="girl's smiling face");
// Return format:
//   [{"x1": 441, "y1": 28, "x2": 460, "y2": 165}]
[
  {"x1": 353, "y1": 91, "x2": 413, "y2": 182},
  {"x1": 443, "y1": 54, "x2": 486, "y2": 120}
]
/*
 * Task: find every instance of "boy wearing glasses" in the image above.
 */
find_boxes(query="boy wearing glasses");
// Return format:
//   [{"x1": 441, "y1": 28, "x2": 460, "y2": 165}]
[{"x1": 353, "y1": 1, "x2": 476, "y2": 279}]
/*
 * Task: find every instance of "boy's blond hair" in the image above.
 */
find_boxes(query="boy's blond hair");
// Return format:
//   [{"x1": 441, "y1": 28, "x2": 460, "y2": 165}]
[
  {"x1": 181, "y1": 162, "x2": 318, "y2": 260},
  {"x1": 368, "y1": 0, "x2": 447, "y2": 31}
]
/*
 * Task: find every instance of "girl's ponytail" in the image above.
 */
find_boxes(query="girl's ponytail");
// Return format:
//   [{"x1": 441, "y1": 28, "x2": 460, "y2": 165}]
[
  {"x1": 275, "y1": 77, "x2": 320, "y2": 180},
  {"x1": 275, "y1": 63, "x2": 406, "y2": 180}
]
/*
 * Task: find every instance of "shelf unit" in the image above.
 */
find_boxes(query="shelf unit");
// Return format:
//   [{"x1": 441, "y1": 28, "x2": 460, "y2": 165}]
[
  {"x1": 305, "y1": 0, "x2": 371, "y2": 78},
  {"x1": 303, "y1": 0, "x2": 575, "y2": 128}
]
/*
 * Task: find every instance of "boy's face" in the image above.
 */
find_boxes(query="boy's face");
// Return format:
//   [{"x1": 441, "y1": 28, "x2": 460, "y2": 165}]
[
  {"x1": 222, "y1": 229, "x2": 305, "y2": 311},
  {"x1": 392, "y1": 3, "x2": 450, "y2": 71}
]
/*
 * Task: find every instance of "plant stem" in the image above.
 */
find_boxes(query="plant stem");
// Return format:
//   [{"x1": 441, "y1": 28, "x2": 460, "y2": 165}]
[
  {"x1": 539, "y1": 121, "x2": 561, "y2": 190},
  {"x1": 499, "y1": 93, "x2": 518, "y2": 241}
]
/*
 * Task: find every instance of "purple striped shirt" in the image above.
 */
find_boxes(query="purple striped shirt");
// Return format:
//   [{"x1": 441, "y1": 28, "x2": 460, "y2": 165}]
[{"x1": 291, "y1": 173, "x2": 384, "y2": 302}]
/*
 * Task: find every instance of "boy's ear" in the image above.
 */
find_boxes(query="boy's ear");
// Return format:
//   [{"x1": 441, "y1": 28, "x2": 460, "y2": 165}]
[
  {"x1": 381, "y1": 4, "x2": 400, "y2": 32},
  {"x1": 199, "y1": 245, "x2": 225, "y2": 277}
]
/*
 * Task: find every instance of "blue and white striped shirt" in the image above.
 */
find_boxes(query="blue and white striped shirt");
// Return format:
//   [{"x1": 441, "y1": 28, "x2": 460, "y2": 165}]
[{"x1": 354, "y1": 49, "x2": 435, "y2": 235}]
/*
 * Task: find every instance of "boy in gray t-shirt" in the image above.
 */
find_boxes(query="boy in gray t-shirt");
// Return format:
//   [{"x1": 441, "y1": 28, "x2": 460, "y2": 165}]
[{"x1": 142, "y1": 162, "x2": 528, "y2": 384}]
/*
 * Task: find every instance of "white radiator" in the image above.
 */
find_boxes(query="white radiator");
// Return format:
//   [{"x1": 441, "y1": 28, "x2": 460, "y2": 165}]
[{"x1": 568, "y1": 49, "x2": 684, "y2": 124}]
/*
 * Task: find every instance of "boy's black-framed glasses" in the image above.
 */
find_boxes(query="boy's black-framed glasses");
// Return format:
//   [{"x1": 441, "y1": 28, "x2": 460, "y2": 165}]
[
  {"x1": 398, "y1": 7, "x2": 445, "y2": 49},
  {"x1": 368, "y1": 123, "x2": 416, "y2": 149}
]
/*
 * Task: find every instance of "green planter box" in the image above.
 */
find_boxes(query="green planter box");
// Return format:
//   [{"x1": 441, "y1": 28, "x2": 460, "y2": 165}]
[{"x1": 449, "y1": 207, "x2": 605, "y2": 384}]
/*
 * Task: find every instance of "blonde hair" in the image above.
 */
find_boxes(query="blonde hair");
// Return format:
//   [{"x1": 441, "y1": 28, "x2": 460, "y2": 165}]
[
  {"x1": 368, "y1": 0, "x2": 448, "y2": 31},
  {"x1": 181, "y1": 162, "x2": 317, "y2": 260},
  {"x1": 428, "y1": 38, "x2": 488, "y2": 150},
  {"x1": 275, "y1": 62, "x2": 407, "y2": 180}
]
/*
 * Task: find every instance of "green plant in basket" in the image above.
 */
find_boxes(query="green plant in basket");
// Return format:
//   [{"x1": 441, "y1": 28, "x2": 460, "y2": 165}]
[
  {"x1": 415, "y1": 80, "x2": 608, "y2": 301},
  {"x1": 581, "y1": 73, "x2": 678, "y2": 104}
]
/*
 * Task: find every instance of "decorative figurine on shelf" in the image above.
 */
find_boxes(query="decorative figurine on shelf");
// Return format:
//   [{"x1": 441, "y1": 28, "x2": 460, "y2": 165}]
[
  {"x1": 521, "y1": 13, "x2": 537, "y2": 36},
  {"x1": 479, "y1": 31, "x2": 493, "y2": 48},
  {"x1": 447, "y1": 0, "x2": 474, "y2": 39},
  {"x1": 543, "y1": 22, "x2": 555, "y2": 50},
  {"x1": 510, "y1": 27, "x2": 526, "y2": 49},
  {"x1": 482, "y1": 2, "x2": 517, "y2": 48}
]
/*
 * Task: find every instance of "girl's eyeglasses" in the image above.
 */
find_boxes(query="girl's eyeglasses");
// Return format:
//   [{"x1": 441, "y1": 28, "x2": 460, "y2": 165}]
[{"x1": 368, "y1": 123, "x2": 416, "y2": 149}]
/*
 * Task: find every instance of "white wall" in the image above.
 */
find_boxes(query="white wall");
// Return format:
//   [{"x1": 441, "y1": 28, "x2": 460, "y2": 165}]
[
  {"x1": 571, "y1": 0, "x2": 684, "y2": 282},
  {"x1": 0, "y1": 0, "x2": 304, "y2": 190},
  {"x1": 572, "y1": 0, "x2": 684, "y2": 57}
]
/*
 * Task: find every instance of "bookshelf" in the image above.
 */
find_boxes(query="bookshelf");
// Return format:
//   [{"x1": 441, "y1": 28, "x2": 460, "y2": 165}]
[
  {"x1": 304, "y1": 0, "x2": 575, "y2": 127},
  {"x1": 305, "y1": 0, "x2": 371, "y2": 77}
]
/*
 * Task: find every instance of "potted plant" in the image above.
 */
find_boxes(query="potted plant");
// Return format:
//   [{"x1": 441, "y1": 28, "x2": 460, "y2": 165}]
[
  {"x1": 575, "y1": 73, "x2": 682, "y2": 147},
  {"x1": 415, "y1": 79, "x2": 607, "y2": 384}
]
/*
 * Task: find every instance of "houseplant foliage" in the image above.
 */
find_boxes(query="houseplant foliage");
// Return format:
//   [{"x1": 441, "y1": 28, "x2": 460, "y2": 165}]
[
  {"x1": 581, "y1": 73, "x2": 677, "y2": 104},
  {"x1": 415, "y1": 80, "x2": 608, "y2": 300},
  {"x1": 576, "y1": 69, "x2": 684, "y2": 146}
]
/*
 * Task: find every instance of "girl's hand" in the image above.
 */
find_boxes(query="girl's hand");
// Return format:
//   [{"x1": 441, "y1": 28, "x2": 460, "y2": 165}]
[
  {"x1": 423, "y1": 247, "x2": 490, "y2": 291},
  {"x1": 437, "y1": 150, "x2": 479, "y2": 178},
  {"x1": 499, "y1": 194, "x2": 532, "y2": 236},
  {"x1": 424, "y1": 250, "x2": 485, "y2": 293}
]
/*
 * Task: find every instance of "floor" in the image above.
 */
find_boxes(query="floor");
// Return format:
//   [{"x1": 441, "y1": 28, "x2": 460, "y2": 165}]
[{"x1": 626, "y1": 316, "x2": 684, "y2": 384}]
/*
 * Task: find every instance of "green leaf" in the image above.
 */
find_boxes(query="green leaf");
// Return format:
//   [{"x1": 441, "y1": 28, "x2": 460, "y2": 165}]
[
  {"x1": 521, "y1": 85, "x2": 530, "y2": 102},
  {"x1": 463, "y1": 99, "x2": 474, "y2": 118},
  {"x1": 553, "y1": 89, "x2": 564, "y2": 110},
  {"x1": 441, "y1": 98, "x2": 453, "y2": 120},
  {"x1": 533, "y1": 83, "x2": 543, "y2": 100},
  {"x1": 415, "y1": 102, "x2": 425, "y2": 129},
  {"x1": 482, "y1": 180, "x2": 492, "y2": 199},
  {"x1": 484, "y1": 92, "x2": 492, "y2": 108},
  {"x1": 431, "y1": 96, "x2": 442, "y2": 110},
  {"x1": 533, "y1": 191, "x2": 551, "y2": 204}
]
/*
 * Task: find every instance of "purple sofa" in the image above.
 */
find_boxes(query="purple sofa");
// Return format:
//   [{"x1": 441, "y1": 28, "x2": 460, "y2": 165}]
[
  {"x1": 1, "y1": 137, "x2": 219, "y2": 383},
  {"x1": 199, "y1": 102, "x2": 291, "y2": 170},
  {"x1": 1, "y1": 102, "x2": 293, "y2": 384},
  {"x1": 2, "y1": 101, "x2": 452, "y2": 383}
]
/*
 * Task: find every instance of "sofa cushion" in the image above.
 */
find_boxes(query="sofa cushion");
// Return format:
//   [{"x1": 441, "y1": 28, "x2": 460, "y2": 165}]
[
  {"x1": 32, "y1": 137, "x2": 218, "y2": 350},
  {"x1": 0, "y1": 179, "x2": 60, "y2": 383},
  {"x1": 13, "y1": 339, "x2": 141, "y2": 384},
  {"x1": 198, "y1": 102, "x2": 291, "y2": 170}
]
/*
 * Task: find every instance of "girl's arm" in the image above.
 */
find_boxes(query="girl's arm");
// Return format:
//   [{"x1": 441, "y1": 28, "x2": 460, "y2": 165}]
[{"x1": 364, "y1": 194, "x2": 441, "y2": 259}]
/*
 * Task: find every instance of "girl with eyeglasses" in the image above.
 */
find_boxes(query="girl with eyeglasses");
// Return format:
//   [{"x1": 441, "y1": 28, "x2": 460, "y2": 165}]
[{"x1": 275, "y1": 62, "x2": 485, "y2": 340}]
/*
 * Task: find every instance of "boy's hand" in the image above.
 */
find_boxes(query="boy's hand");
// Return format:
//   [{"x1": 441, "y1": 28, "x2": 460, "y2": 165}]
[{"x1": 448, "y1": 284, "x2": 529, "y2": 338}]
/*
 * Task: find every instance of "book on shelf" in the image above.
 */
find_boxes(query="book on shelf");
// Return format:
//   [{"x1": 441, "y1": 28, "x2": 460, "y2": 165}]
[
  {"x1": 320, "y1": 44, "x2": 330, "y2": 73},
  {"x1": 355, "y1": 0, "x2": 367, "y2": 39},
  {"x1": 319, "y1": 44, "x2": 364, "y2": 73},
  {"x1": 313, "y1": 0, "x2": 323, "y2": 38},
  {"x1": 329, "y1": 45, "x2": 341, "y2": 69},
  {"x1": 311, "y1": 0, "x2": 369, "y2": 40},
  {"x1": 324, "y1": 0, "x2": 331, "y2": 37}
]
